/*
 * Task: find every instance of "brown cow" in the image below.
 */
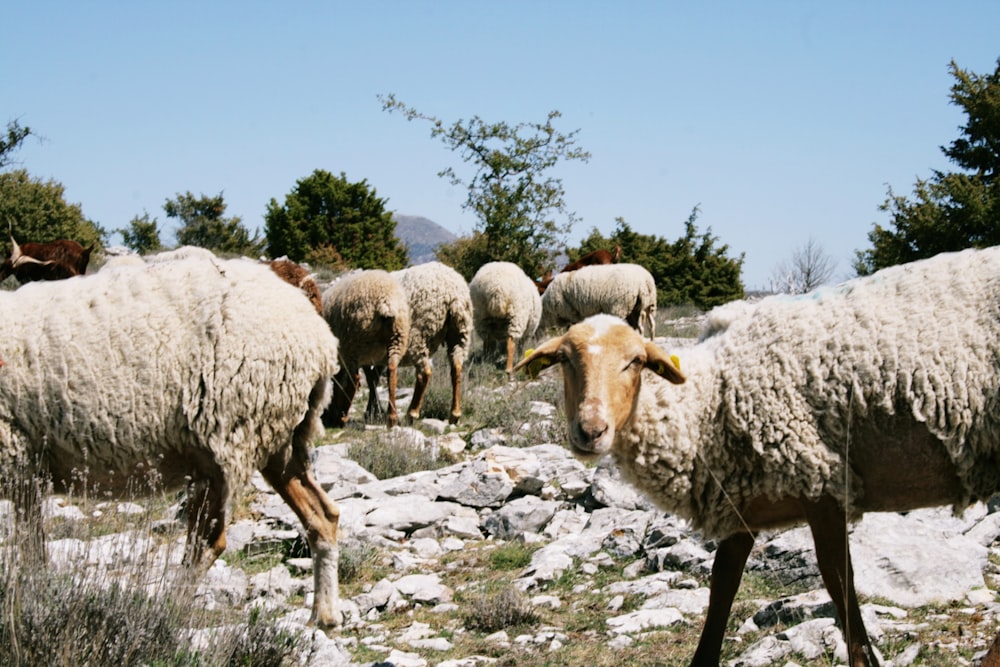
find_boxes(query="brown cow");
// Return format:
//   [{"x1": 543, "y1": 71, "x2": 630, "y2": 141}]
[
  {"x1": 267, "y1": 258, "x2": 323, "y2": 314},
  {"x1": 0, "y1": 236, "x2": 95, "y2": 283}
]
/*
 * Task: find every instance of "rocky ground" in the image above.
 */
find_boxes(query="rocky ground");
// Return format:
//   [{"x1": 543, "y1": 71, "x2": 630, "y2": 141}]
[{"x1": 17, "y1": 331, "x2": 1000, "y2": 667}]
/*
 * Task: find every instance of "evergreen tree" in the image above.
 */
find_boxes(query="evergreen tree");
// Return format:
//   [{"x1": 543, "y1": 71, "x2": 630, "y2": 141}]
[
  {"x1": 117, "y1": 212, "x2": 163, "y2": 255},
  {"x1": 165, "y1": 191, "x2": 263, "y2": 256},
  {"x1": 575, "y1": 209, "x2": 744, "y2": 309},
  {"x1": 264, "y1": 169, "x2": 408, "y2": 270},
  {"x1": 0, "y1": 169, "x2": 104, "y2": 250},
  {"x1": 856, "y1": 58, "x2": 1000, "y2": 274}
]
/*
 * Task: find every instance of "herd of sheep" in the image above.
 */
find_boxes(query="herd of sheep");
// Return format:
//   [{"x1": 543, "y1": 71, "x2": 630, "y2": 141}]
[{"x1": 2, "y1": 236, "x2": 1000, "y2": 667}]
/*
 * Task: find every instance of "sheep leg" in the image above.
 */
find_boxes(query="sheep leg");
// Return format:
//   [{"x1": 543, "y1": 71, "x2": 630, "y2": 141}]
[
  {"x1": 363, "y1": 365, "x2": 386, "y2": 422},
  {"x1": 261, "y1": 456, "x2": 342, "y2": 628},
  {"x1": 184, "y1": 476, "x2": 228, "y2": 569},
  {"x1": 803, "y1": 495, "x2": 878, "y2": 667},
  {"x1": 505, "y1": 335, "x2": 516, "y2": 374},
  {"x1": 981, "y1": 631, "x2": 1000, "y2": 667},
  {"x1": 406, "y1": 359, "x2": 432, "y2": 424},
  {"x1": 324, "y1": 367, "x2": 360, "y2": 427},
  {"x1": 448, "y1": 354, "x2": 463, "y2": 424},
  {"x1": 690, "y1": 531, "x2": 754, "y2": 666},
  {"x1": 385, "y1": 359, "x2": 400, "y2": 428}
]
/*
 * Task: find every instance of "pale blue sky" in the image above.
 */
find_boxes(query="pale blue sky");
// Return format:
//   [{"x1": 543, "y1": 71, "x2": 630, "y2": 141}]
[{"x1": 4, "y1": 2, "x2": 998, "y2": 289}]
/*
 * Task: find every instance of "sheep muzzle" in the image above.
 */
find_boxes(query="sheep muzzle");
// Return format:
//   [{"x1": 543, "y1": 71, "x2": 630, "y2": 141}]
[{"x1": 569, "y1": 397, "x2": 614, "y2": 457}]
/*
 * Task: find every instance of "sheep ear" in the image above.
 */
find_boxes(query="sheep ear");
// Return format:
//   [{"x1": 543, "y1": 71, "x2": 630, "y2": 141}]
[
  {"x1": 513, "y1": 337, "x2": 563, "y2": 379},
  {"x1": 645, "y1": 342, "x2": 686, "y2": 384}
]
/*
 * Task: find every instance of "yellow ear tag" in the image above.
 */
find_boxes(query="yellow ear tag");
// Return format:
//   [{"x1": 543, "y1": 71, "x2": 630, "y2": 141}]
[
  {"x1": 523, "y1": 350, "x2": 554, "y2": 380},
  {"x1": 670, "y1": 354, "x2": 681, "y2": 371}
]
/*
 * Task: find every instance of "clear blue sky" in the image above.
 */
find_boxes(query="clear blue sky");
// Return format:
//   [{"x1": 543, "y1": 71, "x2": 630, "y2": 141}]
[{"x1": 4, "y1": 2, "x2": 998, "y2": 289}]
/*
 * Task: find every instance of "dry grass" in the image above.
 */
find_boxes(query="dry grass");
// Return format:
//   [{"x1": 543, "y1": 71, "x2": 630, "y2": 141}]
[{"x1": 0, "y1": 476, "x2": 304, "y2": 667}]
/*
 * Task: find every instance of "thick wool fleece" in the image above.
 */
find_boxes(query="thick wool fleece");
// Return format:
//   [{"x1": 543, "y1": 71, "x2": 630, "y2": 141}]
[
  {"x1": 322, "y1": 269, "x2": 411, "y2": 369},
  {"x1": 393, "y1": 261, "x2": 473, "y2": 369},
  {"x1": 0, "y1": 256, "x2": 340, "y2": 498},
  {"x1": 540, "y1": 263, "x2": 656, "y2": 335},
  {"x1": 615, "y1": 247, "x2": 1000, "y2": 538},
  {"x1": 469, "y1": 261, "x2": 542, "y2": 346}
]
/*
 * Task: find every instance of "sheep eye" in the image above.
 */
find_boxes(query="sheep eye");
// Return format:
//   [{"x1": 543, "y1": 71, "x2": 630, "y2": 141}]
[{"x1": 625, "y1": 356, "x2": 644, "y2": 371}]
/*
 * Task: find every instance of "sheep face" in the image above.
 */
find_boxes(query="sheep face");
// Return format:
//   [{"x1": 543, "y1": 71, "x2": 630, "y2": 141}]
[{"x1": 515, "y1": 314, "x2": 684, "y2": 458}]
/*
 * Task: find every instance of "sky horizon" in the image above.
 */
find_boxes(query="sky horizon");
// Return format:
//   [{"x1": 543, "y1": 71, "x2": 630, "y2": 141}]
[{"x1": 4, "y1": 2, "x2": 999, "y2": 290}]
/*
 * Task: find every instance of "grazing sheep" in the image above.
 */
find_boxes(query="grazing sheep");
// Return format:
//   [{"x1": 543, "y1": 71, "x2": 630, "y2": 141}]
[
  {"x1": 143, "y1": 245, "x2": 219, "y2": 263},
  {"x1": 322, "y1": 269, "x2": 411, "y2": 428},
  {"x1": 469, "y1": 261, "x2": 542, "y2": 373},
  {"x1": 539, "y1": 263, "x2": 656, "y2": 338},
  {"x1": 0, "y1": 236, "x2": 95, "y2": 283},
  {"x1": 0, "y1": 256, "x2": 343, "y2": 627},
  {"x1": 515, "y1": 246, "x2": 1000, "y2": 667},
  {"x1": 534, "y1": 246, "x2": 622, "y2": 294},
  {"x1": 392, "y1": 262, "x2": 473, "y2": 424}
]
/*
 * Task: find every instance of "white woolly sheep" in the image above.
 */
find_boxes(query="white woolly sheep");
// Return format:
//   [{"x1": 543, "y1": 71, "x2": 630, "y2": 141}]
[
  {"x1": 143, "y1": 245, "x2": 220, "y2": 263},
  {"x1": 515, "y1": 246, "x2": 1000, "y2": 667},
  {"x1": 539, "y1": 262, "x2": 656, "y2": 338},
  {"x1": 0, "y1": 256, "x2": 343, "y2": 627},
  {"x1": 322, "y1": 269, "x2": 411, "y2": 428},
  {"x1": 469, "y1": 261, "x2": 542, "y2": 373},
  {"x1": 392, "y1": 262, "x2": 473, "y2": 424}
]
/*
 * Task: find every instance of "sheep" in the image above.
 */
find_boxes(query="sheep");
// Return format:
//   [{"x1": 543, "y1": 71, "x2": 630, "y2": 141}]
[
  {"x1": 514, "y1": 246, "x2": 1000, "y2": 667},
  {"x1": 322, "y1": 269, "x2": 411, "y2": 428},
  {"x1": 469, "y1": 261, "x2": 542, "y2": 373},
  {"x1": 539, "y1": 262, "x2": 656, "y2": 338},
  {"x1": 534, "y1": 245, "x2": 622, "y2": 294},
  {"x1": 0, "y1": 256, "x2": 343, "y2": 627},
  {"x1": 392, "y1": 261, "x2": 473, "y2": 424},
  {"x1": 144, "y1": 245, "x2": 219, "y2": 263},
  {"x1": 0, "y1": 236, "x2": 95, "y2": 283}
]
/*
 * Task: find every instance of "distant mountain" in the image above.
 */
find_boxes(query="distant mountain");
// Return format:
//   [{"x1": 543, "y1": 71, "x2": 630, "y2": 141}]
[{"x1": 393, "y1": 214, "x2": 459, "y2": 265}]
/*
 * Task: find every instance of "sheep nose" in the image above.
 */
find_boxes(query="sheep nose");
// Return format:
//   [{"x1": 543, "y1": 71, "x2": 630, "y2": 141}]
[{"x1": 574, "y1": 418, "x2": 607, "y2": 448}]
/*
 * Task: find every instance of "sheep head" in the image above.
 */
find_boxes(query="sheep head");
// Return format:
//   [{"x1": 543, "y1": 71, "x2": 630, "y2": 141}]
[{"x1": 514, "y1": 314, "x2": 685, "y2": 458}]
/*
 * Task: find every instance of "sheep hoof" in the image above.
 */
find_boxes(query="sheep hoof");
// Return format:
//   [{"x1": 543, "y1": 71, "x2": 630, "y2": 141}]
[{"x1": 311, "y1": 608, "x2": 343, "y2": 630}]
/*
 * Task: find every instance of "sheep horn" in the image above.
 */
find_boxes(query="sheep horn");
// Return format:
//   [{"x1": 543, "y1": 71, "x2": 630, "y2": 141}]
[{"x1": 12, "y1": 254, "x2": 54, "y2": 268}]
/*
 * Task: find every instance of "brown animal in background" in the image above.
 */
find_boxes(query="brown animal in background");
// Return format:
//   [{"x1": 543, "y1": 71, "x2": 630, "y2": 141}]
[
  {"x1": 560, "y1": 244, "x2": 621, "y2": 273},
  {"x1": 267, "y1": 258, "x2": 323, "y2": 314},
  {"x1": 534, "y1": 269, "x2": 554, "y2": 295},
  {"x1": 535, "y1": 245, "x2": 622, "y2": 294},
  {"x1": 0, "y1": 236, "x2": 95, "y2": 283}
]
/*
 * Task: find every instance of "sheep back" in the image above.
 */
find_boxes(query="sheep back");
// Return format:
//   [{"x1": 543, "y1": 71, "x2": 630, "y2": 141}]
[
  {"x1": 392, "y1": 261, "x2": 473, "y2": 367},
  {"x1": 618, "y1": 246, "x2": 1000, "y2": 538},
  {"x1": 0, "y1": 256, "x2": 340, "y2": 497},
  {"x1": 540, "y1": 263, "x2": 656, "y2": 335},
  {"x1": 469, "y1": 261, "x2": 542, "y2": 345},
  {"x1": 322, "y1": 269, "x2": 411, "y2": 368}
]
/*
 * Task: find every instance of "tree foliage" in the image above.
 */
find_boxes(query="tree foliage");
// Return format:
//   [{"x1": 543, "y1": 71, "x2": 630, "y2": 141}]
[
  {"x1": 264, "y1": 169, "x2": 408, "y2": 270},
  {"x1": 117, "y1": 212, "x2": 163, "y2": 255},
  {"x1": 164, "y1": 191, "x2": 263, "y2": 256},
  {"x1": 1, "y1": 119, "x2": 33, "y2": 170},
  {"x1": 574, "y1": 209, "x2": 744, "y2": 309},
  {"x1": 380, "y1": 94, "x2": 590, "y2": 281},
  {"x1": 0, "y1": 169, "x2": 104, "y2": 253},
  {"x1": 855, "y1": 58, "x2": 1000, "y2": 274}
]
